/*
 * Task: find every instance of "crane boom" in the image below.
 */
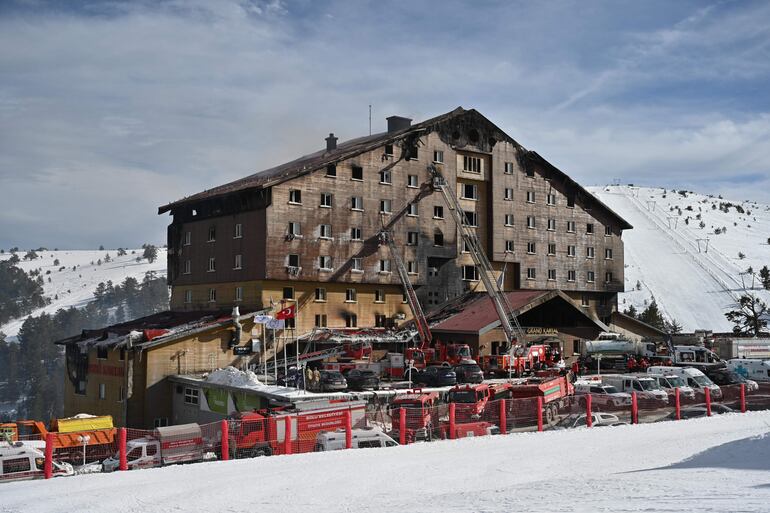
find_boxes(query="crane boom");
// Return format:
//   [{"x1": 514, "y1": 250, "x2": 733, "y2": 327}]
[{"x1": 428, "y1": 164, "x2": 527, "y2": 346}]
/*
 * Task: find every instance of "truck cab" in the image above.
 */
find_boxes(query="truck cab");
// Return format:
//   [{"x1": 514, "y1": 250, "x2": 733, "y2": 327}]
[
  {"x1": 447, "y1": 384, "x2": 490, "y2": 420},
  {"x1": 574, "y1": 383, "x2": 632, "y2": 408},
  {"x1": 314, "y1": 427, "x2": 398, "y2": 451},
  {"x1": 103, "y1": 438, "x2": 161, "y2": 472},
  {"x1": 647, "y1": 366, "x2": 722, "y2": 399},
  {"x1": 601, "y1": 375, "x2": 669, "y2": 404},
  {"x1": 389, "y1": 391, "x2": 440, "y2": 442},
  {"x1": 1, "y1": 442, "x2": 73, "y2": 481},
  {"x1": 646, "y1": 373, "x2": 696, "y2": 399}
]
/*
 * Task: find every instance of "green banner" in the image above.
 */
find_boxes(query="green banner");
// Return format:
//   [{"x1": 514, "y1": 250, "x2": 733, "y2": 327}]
[
  {"x1": 233, "y1": 392, "x2": 263, "y2": 412},
  {"x1": 204, "y1": 388, "x2": 229, "y2": 414}
]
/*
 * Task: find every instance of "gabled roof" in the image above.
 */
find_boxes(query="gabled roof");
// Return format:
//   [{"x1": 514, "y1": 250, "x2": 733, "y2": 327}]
[{"x1": 157, "y1": 107, "x2": 631, "y2": 230}]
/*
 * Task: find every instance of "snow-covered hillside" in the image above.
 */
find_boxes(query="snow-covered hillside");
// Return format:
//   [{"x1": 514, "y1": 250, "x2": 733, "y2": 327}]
[
  {"x1": 588, "y1": 185, "x2": 770, "y2": 331},
  {"x1": 4, "y1": 412, "x2": 770, "y2": 512},
  {"x1": 0, "y1": 249, "x2": 166, "y2": 340}
]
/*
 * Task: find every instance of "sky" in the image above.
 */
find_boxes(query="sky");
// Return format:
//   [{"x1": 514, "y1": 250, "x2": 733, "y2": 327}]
[{"x1": 1, "y1": 0, "x2": 770, "y2": 250}]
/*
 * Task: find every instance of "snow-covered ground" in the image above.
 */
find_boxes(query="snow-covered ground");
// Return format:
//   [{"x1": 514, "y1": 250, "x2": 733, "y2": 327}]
[
  {"x1": 0, "y1": 249, "x2": 166, "y2": 340},
  {"x1": 4, "y1": 411, "x2": 770, "y2": 512},
  {"x1": 588, "y1": 186, "x2": 770, "y2": 331}
]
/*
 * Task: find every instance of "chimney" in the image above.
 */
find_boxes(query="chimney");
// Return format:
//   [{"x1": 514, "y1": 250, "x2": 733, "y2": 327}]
[
  {"x1": 325, "y1": 133, "x2": 338, "y2": 151},
  {"x1": 387, "y1": 115, "x2": 412, "y2": 133}
]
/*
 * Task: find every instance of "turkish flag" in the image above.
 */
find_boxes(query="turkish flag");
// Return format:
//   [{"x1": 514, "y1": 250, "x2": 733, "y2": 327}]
[{"x1": 275, "y1": 304, "x2": 296, "y2": 320}]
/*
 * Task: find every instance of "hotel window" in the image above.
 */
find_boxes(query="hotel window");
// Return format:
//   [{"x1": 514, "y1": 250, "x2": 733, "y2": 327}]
[
  {"x1": 208, "y1": 288, "x2": 216, "y2": 303},
  {"x1": 351, "y1": 258, "x2": 363, "y2": 272},
  {"x1": 547, "y1": 218, "x2": 556, "y2": 231},
  {"x1": 464, "y1": 211, "x2": 478, "y2": 227},
  {"x1": 428, "y1": 267, "x2": 439, "y2": 277},
  {"x1": 183, "y1": 259, "x2": 191, "y2": 274},
  {"x1": 351, "y1": 165, "x2": 363, "y2": 181},
  {"x1": 320, "y1": 193, "x2": 333, "y2": 208},
  {"x1": 527, "y1": 268, "x2": 536, "y2": 280},
  {"x1": 346, "y1": 288, "x2": 357, "y2": 302},
  {"x1": 406, "y1": 145, "x2": 418, "y2": 160},
  {"x1": 234, "y1": 223, "x2": 242, "y2": 239},
  {"x1": 567, "y1": 194, "x2": 575, "y2": 208},
  {"x1": 504, "y1": 188, "x2": 514, "y2": 201},
  {"x1": 433, "y1": 206, "x2": 444, "y2": 219},
  {"x1": 462, "y1": 240, "x2": 471, "y2": 253},
  {"x1": 581, "y1": 294, "x2": 590, "y2": 307},
  {"x1": 350, "y1": 227, "x2": 362, "y2": 241},
  {"x1": 586, "y1": 247, "x2": 595, "y2": 259},
  {"x1": 526, "y1": 166, "x2": 535, "y2": 178},
  {"x1": 463, "y1": 155, "x2": 482, "y2": 173},
  {"x1": 587, "y1": 271, "x2": 595, "y2": 283},
  {"x1": 97, "y1": 346, "x2": 108, "y2": 360},
  {"x1": 407, "y1": 261, "x2": 418, "y2": 274},
  {"x1": 326, "y1": 164, "x2": 337, "y2": 177},
  {"x1": 287, "y1": 254, "x2": 300, "y2": 267},
  {"x1": 461, "y1": 183, "x2": 478, "y2": 200},
  {"x1": 433, "y1": 150, "x2": 444, "y2": 163},
  {"x1": 184, "y1": 290, "x2": 192, "y2": 303},
  {"x1": 567, "y1": 245, "x2": 576, "y2": 257},
  {"x1": 527, "y1": 242, "x2": 536, "y2": 254},
  {"x1": 527, "y1": 216, "x2": 536, "y2": 229},
  {"x1": 319, "y1": 255, "x2": 332, "y2": 270},
  {"x1": 605, "y1": 225, "x2": 612, "y2": 236},
  {"x1": 207, "y1": 257, "x2": 216, "y2": 272},
  {"x1": 379, "y1": 170, "x2": 392, "y2": 184},
  {"x1": 345, "y1": 313, "x2": 358, "y2": 328},
  {"x1": 375, "y1": 289, "x2": 385, "y2": 303},
  {"x1": 288, "y1": 222, "x2": 301, "y2": 237},
  {"x1": 407, "y1": 174, "x2": 418, "y2": 188},
  {"x1": 384, "y1": 144, "x2": 394, "y2": 156},
  {"x1": 234, "y1": 254, "x2": 242, "y2": 270},
  {"x1": 462, "y1": 265, "x2": 479, "y2": 281},
  {"x1": 586, "y1": 223, "x2": 595, "y2": 234},
  {"x1": 547, "y1": 193, "x2": 557, "y2": 206},
  {"x1": 289, "y1": 189, "x2": 302, "y2": 204},
  {"x1": 184, "y1": 231, "x2": 191, "y2": 246},
  {"x1": 605, "y1": 248, "x2": 613, "y2": 259},
  {"x1": 351, "y1": 196, "x2": 363, "y2": 210},
  {"x1": 504, "y1": 214, "x2": 514, "y2": 226},
  {"x1": 526, "y1": 191, "x2": 535, "y2": 203},
  {"x1": 567, "y1": 270, "x2": 576, "y2": 282},
  {"x1": 379, "y1": 259, "x2": 391, "y2": 272},
  {"x1": 380, "y1": 199, "x2": 392, "y2": 214},
  {"x1": 504, "y1": 161, "x2": 514, "y2": 174},
  {"x1": 118, "y1": 386, "x2": 126, "y2": 402},
  {"x1": 505, "y1": 240, "x2": 514, "y2": 253},
  {"x1": 315, "y1": 288, "x2": 326, "y2": 301},
  {"x1": 207, "y1": 226, "x2": 216, "y2": 242},
  {"x1": 548, "y1": 269, "x2": 556, "y2": 281},
  {"x1": 283, "y1": 287, "x2": 294, "y2": 300},
  {"x1": 547, "y1": 243, "x2": 556, "y2": 255},
  {"x1": 433, "y1": 230, "x2": 444, "y2": 247},
  {"x1": 407, "y1": 231, "x2": 419, "y2": 245},
  {"x1": 407, "y1": 203, "x2": 418, "y2": 216},
  {"x1": 375, "y1": 314, "x2": 387, "y2": 328},
  {"x1": 235, "y1": 286, "x2": 242, "y2": 302},
  {"x1": 315, "y1": 314, "x2": 328, "y2": 328},
  {"x1": 320, "y1": 224, "x2": 332, "y2": 239},
  {"x1": 567, "y1": 221, "x2": 576, "y2": 233},
  {"x1": 605, "y1": 272, "x2": 614, "y2": 283}
]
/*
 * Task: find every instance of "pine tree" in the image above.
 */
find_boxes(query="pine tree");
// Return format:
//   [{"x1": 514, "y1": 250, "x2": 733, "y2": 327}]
[
  {"x1": 760, "y1": 266, "x2": 770, "y2": 291},
  {"x1": 725, "y1": 294, "x2": 769, "y2": 336},
  {"x1": 639, "y1": 300, "x2": 666, "y2": 331},
  {"x1": 623, "y1": 305, "x2": 638, "y2": 318}
]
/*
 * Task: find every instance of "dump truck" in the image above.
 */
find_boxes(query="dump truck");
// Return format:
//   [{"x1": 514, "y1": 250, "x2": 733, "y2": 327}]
[
  {"x1": 103, "y1": 423, "x2": 206, "y2": 472},
  {"x1": 506, "y1": 375, "x2": 574, "y2": 427}
]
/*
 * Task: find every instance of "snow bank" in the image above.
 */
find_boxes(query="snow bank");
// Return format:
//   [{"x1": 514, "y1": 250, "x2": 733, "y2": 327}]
[{"x1": 206, "y1": 366, "x2": 264, "y2": 388}]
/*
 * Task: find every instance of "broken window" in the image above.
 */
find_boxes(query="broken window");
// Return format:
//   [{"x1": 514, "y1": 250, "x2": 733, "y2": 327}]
[
  {"x1": 326, "y1": 164, "x2": 337, "y2": 177},
  {"x1": 462, "y1": 265, "x2": 479, "y2": 281},
  {"x1": 351, "y1": 165, "x2": 363, "y2": 180},
  {"x1": 463, "y1": 155, "x2": 481, "y2": 173},
  {"x1": 433, "y1": 205, "x2": 444, "y2": 219},
  {"x1": 289, "y1": 189, "x2": 302, "y2": 204}
]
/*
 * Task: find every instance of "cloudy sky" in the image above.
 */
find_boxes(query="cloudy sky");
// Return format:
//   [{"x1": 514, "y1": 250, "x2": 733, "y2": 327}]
[{"x1": 1, "y1": 0, "x2": 769, "y2": 249}]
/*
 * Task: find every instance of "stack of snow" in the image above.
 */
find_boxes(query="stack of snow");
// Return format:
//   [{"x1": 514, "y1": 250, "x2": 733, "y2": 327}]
[{"x1": 206, "y1": 366, "x2": 264, "y2": 388}]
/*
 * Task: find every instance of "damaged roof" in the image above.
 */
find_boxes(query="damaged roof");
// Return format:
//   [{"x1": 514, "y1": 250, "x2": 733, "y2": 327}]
[{"x1": 156, "y1": 107, "x2": 631, "y2": 230}]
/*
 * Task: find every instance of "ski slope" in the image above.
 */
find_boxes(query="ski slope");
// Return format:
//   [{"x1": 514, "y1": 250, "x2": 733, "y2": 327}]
[
  {"x1": 4, "y1": 412, "x2": 770, "y2": 513},
  {"x1": 589, "y1": 186, "x2": 770, "y2": 332},
  {"x1": 0, "y1": 249, "x2": 166, "y2": 341}
]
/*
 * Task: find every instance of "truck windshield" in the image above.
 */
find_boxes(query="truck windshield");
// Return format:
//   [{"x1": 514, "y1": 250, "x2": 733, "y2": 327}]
[
  {"x1": 602, "y1": 386, "x2": 620, "y2": 394},
  {"x1": 449, "y1": 391, "x2": 477, "y2": 403},
  {"x1": 638, "y1": 380, "x2": 659, "y2": 391},
  {"x1": 691, "y1": 375, "x2": 712, "y2": 387},
  {"x1": 666, "y1": 376, "x2": 685, "y2": 387}
]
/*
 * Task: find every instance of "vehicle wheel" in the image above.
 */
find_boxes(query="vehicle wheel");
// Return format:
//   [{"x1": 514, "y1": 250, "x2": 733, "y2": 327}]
[
  {"x1": 425, "y1": 423, "x2": 433, "y2": 442},
  {"x1": 254, "y1": 446, "x2": 272, "y2": 457},
  {"x1": 545, "y1": 404, "x2": 557, "y2": 426}
]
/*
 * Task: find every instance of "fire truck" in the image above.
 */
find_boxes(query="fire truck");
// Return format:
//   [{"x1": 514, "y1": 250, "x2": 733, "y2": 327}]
[
  {"x1": 229, "y1": 400, "x2": 366, "y2": 457},
  {"x1": 388, "y1": 391, "x2": 441, "y2": 442},
  {"x1": 508, "y1": 375, "x2": 574, "y2": 427},
  {"x1": 447, "y1": 383, "x2": 491, "y2": 422},
  {"x1": 480, "y1": 343, "x2": 557, "y2": 377}
]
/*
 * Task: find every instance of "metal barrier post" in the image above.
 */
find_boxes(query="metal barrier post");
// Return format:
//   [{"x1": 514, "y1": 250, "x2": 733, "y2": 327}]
[
  {"x1": 675, "y1": 388, "x2": 681, "y2": 421},
  {"x1": 345, "y1": 409, "x2": 352, "y2": 449},
  {"x1": 220, "y1": 420, "x2": 229, "y2": 461},
  {"x1": 537, "y1": 396, "x2": 543, "y2": 432},
  {"x1": 44, "y1": 432, "x2": 54, "y2": 479},
  {"x1": 585, "y1": 395, "x2": 593, "y2": 427},
  {"x1": 284, "y1": 416, "x2": 292, "y2": 455},
  {"x1": 499, "y1": 399, "x2": 507, "y2": 435},
  {"x1": 448, "y1": 403, "x2": 456, "y2": 440},
  {"x1": 740, "y1": 384, "x2": 746, "y2": 413},
  {"x1": 399, "y1": 408, "x2": 407, "y2": 445},
  {"x1": 705, "y1": 387, "x2": 711, "y2": 417},
  {"x1": 118, "y1": 427, "x2": 128, "y2": 470},
  {"x1": 631, "y1": 392, "x2": 638, "y2": 424}
]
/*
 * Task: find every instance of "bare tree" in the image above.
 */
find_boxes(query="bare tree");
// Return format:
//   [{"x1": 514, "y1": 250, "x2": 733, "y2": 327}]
[{"x1": 725, "y1": 294, "x2": 769, "y2": 336}]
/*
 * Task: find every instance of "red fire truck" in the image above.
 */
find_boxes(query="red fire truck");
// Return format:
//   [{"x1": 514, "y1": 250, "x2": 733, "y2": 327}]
[
  {"x1": 389, "y1": 391, "x2": 441, "y2": 442},
  {"x1": 480, "y1": 344, "x2": 556, "y2": 377},
  {"x1": 447, "y1": 383, "x2": 491, "y2": 422}
]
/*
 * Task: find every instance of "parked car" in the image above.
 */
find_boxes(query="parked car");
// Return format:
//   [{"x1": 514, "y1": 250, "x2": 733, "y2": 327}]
[
  {"x1": 665, "y1": 404, "x2": 734, "y2": 420},
  {"x1": 647, "y1": 366, "x2": 722, "y2": 399},
  {"x1": 344, "y1": 369, "x2": 380, "y2": 391},
  {"x1": 453, "y1": 361, "x2": 484, "y2": 384},
  {"x1": 314, "y1": 427, "x2": 397, "y2": 451},
  {"x1": 574, "y1": 383, "x2": 631, "y2": 409},
  {"x1": 600, "y1": 374, "x2": 669, "y2": 404},
  {"x1": 313, "y1": 371, "x2": 347, "y2": 392},
  {"x1": 414, "y1": 366, "x2": 457, "y2": 387},
  {"x1": 556, "y1": 412, "x2": 625, "y2": 429},
  {"x1": 703, "y1": 367, "x2": 759, "y2": 392}
]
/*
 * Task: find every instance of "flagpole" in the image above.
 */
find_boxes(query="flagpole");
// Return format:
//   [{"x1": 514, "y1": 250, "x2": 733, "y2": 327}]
[
  {"x1": 273, "y1": 327, "x2": 277, "y2": 384},
  {"x1": 283, "y1": 329, "x2": 288, "y2": 378},
  {"x1": 263, "y1": 322, "x2": 267, "y2": 380}
]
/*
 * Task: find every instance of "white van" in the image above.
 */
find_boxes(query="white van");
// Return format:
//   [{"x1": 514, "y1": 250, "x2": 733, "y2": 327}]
[
  {"x1": 315, "y1": 427, "x2": 398, "y2": 452},
  {"x1": 647, "y1": 366, "x2": 722, "y2": 398},
  {"x1": 574, "y1": 383, "x2": 632, "y2": 408},
  {"x1": 646, "y1": 373, "x2": 696, "y2": 399},
  {"x1": 0, "y1": 442, "x2": 74, "y2": 482},
  {"x1": 727, "y1": 359, "x2": 770, "y2": 382},
  {"x1": 599, "y1": 375, "x2": 669, "y2": 404}
]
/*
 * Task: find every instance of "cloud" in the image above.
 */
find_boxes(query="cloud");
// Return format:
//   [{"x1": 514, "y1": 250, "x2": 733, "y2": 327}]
[{"x1": 0, "y1": 0, "x2": 769, "y2": 249}]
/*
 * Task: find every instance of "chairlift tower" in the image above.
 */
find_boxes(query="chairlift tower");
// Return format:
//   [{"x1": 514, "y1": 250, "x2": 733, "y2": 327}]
[{"x1": 695, "y1": 238, "x2": 710, "y2": 253}]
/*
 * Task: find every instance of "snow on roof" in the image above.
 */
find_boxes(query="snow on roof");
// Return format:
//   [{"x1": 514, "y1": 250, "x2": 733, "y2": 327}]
[{"x1": 202, "y1": 366, "x2": 349, "y2": 400}]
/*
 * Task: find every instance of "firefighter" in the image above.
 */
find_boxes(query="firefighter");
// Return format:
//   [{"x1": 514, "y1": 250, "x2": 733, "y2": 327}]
[
  {"x1": 571, "y1": 359, "x2": 580, "y2": 377},
  {"x1": 639, "y1": 357, "x2": 650, "y2": 371},
  {"x1": 627, "y1": 356, "x2": 637, "y2": 372}
]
